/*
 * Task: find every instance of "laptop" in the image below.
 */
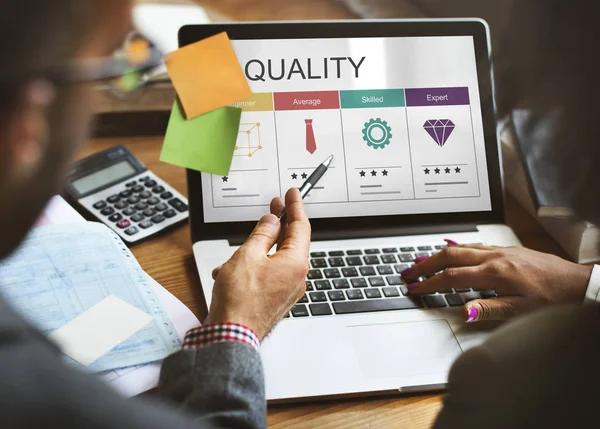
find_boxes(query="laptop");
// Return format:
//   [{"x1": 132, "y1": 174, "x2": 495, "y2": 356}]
[{"x1": 184, "y1": 20, "x2": 520, "y2": 401}]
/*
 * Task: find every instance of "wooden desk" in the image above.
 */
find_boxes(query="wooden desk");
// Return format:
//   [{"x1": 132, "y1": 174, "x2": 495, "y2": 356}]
[{"x1": 80, "y1": 136, "x2": 568, "y2": 428}]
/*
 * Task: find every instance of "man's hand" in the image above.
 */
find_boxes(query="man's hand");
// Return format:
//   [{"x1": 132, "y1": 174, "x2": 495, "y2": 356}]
[
  {"x1": 205, "y1": 188, "x2": 310, "y2": 340},
  {"x1": 402, "y1": 242, "x2": 593, "y2": 322}
]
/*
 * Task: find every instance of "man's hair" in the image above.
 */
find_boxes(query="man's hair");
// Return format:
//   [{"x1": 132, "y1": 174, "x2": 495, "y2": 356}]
[
  {"x1": 496, "y1": 0, "x2": 600, "y2": 225},
  {"x1": 0, "y1": 1, "x2": 92, "y2": 115}
]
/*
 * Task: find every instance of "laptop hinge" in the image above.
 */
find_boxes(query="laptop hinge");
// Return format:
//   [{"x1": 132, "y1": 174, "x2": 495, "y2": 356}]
[{"x1": 227, "y1": 223, "x2": 478, "y2": 246}]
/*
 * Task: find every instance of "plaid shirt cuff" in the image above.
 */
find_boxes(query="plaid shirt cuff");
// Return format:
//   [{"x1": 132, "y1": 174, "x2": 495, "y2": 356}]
[{"x1": 182, "y1": 323, "x2": 260, "y2": 351}]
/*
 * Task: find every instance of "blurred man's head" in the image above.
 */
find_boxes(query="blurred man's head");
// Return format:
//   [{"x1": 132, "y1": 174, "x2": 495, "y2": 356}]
[{"x1": 0, "y1": 0, "x2": 133, "y2": 259}]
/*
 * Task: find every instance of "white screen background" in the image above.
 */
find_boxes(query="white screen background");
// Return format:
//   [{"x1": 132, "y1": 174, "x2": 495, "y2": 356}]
[{"x1": 201, "y1": 36, "x2": 492, "y2": 223}]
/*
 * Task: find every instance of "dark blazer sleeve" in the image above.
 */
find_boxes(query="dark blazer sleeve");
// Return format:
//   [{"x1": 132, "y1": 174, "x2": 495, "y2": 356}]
[
  {"x1": 0, "y1": 298, "x2": 265, "y2": 429},
  {"x1": 159, "y1": 342, "x2": 266, "y2": 428},
  {"x1": 433, "y1": 304, "x2": 600, "y2": 429}
]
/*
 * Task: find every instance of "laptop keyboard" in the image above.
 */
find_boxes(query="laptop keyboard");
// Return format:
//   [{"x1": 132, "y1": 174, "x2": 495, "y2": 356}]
[{"x1": 288, "y1": 243, "x2": 497, "y2": 318}]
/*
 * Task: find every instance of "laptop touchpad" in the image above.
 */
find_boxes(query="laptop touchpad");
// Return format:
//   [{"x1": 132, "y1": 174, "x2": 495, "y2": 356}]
[{"x1": 346, "y1": 320, "x2": 463, "y2": 379}]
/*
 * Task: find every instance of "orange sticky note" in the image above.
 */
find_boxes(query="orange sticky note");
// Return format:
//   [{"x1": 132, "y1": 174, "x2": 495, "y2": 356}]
[{"x1": 165, "y1": 32, "x2": 251, "y2": 119}]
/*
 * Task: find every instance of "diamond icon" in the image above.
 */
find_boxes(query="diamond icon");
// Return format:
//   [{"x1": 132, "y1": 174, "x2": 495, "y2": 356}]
[{"x1": 423, "y1": 119, "x2": 455, "y2": 147}]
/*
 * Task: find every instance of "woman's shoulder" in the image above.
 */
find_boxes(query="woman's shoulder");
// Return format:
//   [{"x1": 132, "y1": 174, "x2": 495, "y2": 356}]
[{"x1": 437, "y1": 304, "x2": 600, "y2": 429}]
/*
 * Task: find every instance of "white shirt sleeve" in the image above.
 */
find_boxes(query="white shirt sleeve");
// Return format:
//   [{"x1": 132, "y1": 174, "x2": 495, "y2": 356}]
[{"x1": 584, "y1": 265, "x2": 600, "y2": 303}]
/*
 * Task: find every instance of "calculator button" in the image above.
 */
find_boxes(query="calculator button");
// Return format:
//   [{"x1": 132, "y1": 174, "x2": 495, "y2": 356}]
[
  {"x1": 116, "y1": 219, "x2": 131, "y2": 229},
  {"x1": 114, "y1": 201, "x2": 128, "y2": 210},
  {"x1": 139, "y1": 220, "x2": 153, "y2": 229},
  {"x1": 127, "y1": 196, "x2": 139, "y2": 204},
  {"x1": 144, "y1": 180, "x2": 157, "y2": 188},
  {"x1": 132, "y1": 185, "x2": 144, "y2": 193},
  {"x1": 138, "y1": 176, "x2": 150, "y2": 182},
  {"x1": 125, "y1": 181, "x2": 137, "y2": 187},
  {"x1": 168, "y1": 198, "x2": 188, "y2": 213},
  {"x1": 93, "y1": 201, "x2": 107, "y2": 209},
  {"x1": 163, "y1": 209, "x2": 177, "y2": 218},
  {"x1": 134, "y1": 203, "x2": 148, "y2": 211},
  {"x1": 123, "y1": 207, "x2": 136, "y2": 216},
  {"x1": 131, "y1": 213, "x2": 145, "y2": 222},
  {"x1": 124, "y1": 226, "x2": 138, "y2": 235},
  {"x1": 151, "y1": 214, "x2": 165, "y2": 224},
  {"x1": 100, "y1": 207, "x2": 115, "y2": 216},
  {"x1": 155, "y1": 203, "x2": 168, "y2": 211},
  {"x1": 119, "y1": 190, "x2": 132, "y2": 198},
  {"x1": 160, "y1": 191, "x2": 173, "y2": 200},
  {"x1": 143, "y1": 208, "x2": 156, "y2": 217},
  {"x1": 107, "y1": 195, "x2": 120, "y2": 203},
  {"x1": 108, "y1": 213, "x2": 122, "y2": 222},
  {"x1": 147, "y1": 197, "x2": 159, "y2": 205},
  {"x1": 152, "y1": 185, "x2": 165, "y2": 194},
  {"x1": 139, "y1": 191, "x2": 151, "y2": 199}
]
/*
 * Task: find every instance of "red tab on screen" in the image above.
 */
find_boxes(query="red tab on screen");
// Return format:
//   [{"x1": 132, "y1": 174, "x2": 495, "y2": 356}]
[{"x1": 274, "y1": 91, "x2": 340, "y2": 111}]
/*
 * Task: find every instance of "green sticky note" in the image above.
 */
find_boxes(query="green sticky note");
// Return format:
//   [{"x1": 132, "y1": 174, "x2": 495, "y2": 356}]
[{"x1": 160, "y1": 99, "x2": 242, "y2": 176}]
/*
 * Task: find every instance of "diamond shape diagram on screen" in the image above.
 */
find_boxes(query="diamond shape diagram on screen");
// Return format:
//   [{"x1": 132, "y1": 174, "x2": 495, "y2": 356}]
[{"x1": 423, "y1": 119, "x2": 455, "y2": 147}]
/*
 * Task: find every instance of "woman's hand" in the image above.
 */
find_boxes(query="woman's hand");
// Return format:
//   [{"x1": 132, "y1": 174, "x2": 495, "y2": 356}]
[{"x1": 402, "y1": 241, "x2": 593, "y2": 323}]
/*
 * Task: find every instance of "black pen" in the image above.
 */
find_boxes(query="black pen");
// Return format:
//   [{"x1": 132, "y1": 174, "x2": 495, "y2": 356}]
[{"x1": 278, "y1": 154, "x2": 334, "y2": 220}]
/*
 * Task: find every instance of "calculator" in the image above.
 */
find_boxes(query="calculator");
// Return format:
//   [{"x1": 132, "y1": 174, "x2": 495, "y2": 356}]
[{"x1": 65, "y1": 145, "x2": 189, "y2": 243}]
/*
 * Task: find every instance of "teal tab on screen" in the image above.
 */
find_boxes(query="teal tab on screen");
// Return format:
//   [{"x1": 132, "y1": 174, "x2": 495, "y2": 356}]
[{"x1": 339, "y1": 89, "x2": 406, "y2": 109}]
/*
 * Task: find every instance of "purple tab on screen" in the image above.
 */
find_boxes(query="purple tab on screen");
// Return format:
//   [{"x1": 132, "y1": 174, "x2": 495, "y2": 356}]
[{"x1": 405, "y1": 87, "x2": 470, "y2": 107}]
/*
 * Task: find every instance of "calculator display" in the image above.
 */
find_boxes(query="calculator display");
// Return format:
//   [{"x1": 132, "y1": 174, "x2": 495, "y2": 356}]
[{"x1": 71, "y1": 161, "x2": 136, "y2": 195}]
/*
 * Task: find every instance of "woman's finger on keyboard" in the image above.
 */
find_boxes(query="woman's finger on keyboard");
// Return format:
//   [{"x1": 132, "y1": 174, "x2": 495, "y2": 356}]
[
  {"x1": 401, "y1": 247, "x2": 489, "y2": 280},
  {"x1": 444, "y1": 238, "x2": 505, "y2": 252},
  {"x1": 405, "y1": 266, "x2": 484, "y2": 295},
  {"x1": 464, "y1": 296, "x2": 529, "y2": 323}
]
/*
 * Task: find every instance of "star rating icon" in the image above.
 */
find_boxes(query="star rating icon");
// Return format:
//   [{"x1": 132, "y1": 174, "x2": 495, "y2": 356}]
[
  {"x1": 301, "y1": 172, "x2": 308, "y2": 180},
  {"x1": 358, "y1": 168, "x2": 393, "y2": 178},
  {"x1": 291, "y1": 173, "x2": 298, "y2": 180},
  {"x1": 424, "y1": 166, "x2": 463, "y2": 175},
  {"x1": 222, "y1": 176, "x2": 228, "y2": 182}
]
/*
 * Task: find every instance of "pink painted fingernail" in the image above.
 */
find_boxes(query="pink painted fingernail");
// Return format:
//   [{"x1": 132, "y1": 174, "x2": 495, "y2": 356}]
[
  {"x1": 466, "y1": 307, "x2": 479, "y2": 323},
  {"x1": 400, "y1": 267, "x2": 414, "y2": 277},
  {"x1": 413, "y1": 256, "x2": 429, "y2": 263},
  {"x1": 444, "y1": 239, "x2": 459, "y2": 246},
  {"x1": 407, "y1": 283, "x2": 420, "y2": 291}
]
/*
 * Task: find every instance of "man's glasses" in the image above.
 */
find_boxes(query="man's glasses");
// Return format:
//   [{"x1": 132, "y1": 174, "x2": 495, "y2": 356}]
[{"x1": 65, "y1": 33, "x2": 164, "y2": 99}]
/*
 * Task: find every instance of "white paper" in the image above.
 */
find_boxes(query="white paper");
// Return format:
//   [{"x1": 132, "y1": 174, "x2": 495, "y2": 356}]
[
  {"x1": 1, "y1": 223, "x2": 181, "y2": 371},
  {"x1": 34, "y1": 196, "x2": 201, "y2": 395},
  {"x1": 49, "y1": 296, "x2": 154, "y2": 366},
  {"x1": 101, "y1": 276, "x2": 201, "y2": 397},
  {"x1": 35, "y1": 196, "x2": 84, "y2": 226}
]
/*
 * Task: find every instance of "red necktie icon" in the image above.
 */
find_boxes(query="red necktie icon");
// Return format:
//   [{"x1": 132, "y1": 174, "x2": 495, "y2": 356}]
[{"x1": 305, "y1": 119, "x2": 317, "y2": 154}]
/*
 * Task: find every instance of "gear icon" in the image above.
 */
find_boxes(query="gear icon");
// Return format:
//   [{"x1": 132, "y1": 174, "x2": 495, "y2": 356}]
[{"x1": 362, "y1": 118, "x2": 392, "y2": 149}]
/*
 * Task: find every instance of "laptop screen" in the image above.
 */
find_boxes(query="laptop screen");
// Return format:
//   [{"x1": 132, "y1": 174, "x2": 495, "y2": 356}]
[{"x1": 200, "y1": 35, "x2": 492, "y2": 223}]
